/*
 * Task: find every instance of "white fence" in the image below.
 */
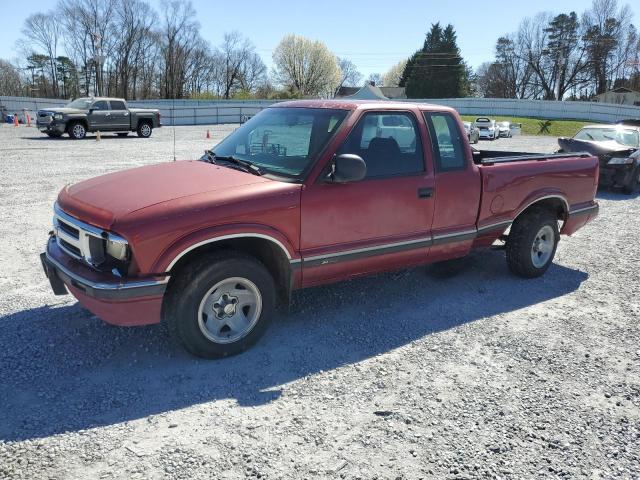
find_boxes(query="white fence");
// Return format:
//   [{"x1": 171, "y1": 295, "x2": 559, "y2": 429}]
[
  {"x1": 2, "y1": 95, "x2": 640, "y2": 126},
  {"x1": 408, "y1": 98, "x2": 640, "y2": 123}
]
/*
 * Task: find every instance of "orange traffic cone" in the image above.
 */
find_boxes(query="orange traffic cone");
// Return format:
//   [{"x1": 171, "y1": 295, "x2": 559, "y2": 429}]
[
  {"x1": 13, "y1": 115, "x2": 19, "y2": 127},
  {"x1": 206, "y1": 129, "x2": 211, "y2": 139}
]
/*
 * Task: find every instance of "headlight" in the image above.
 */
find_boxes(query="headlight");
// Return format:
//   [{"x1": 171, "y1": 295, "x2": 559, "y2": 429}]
[
  {"x1": 106, "y1": 237, "x2": 129, "y2": 260},
  {"x1": 54, "y1": 113, "x2": 63, "y2": 120},
  {"x1": 607, "y1": 157, "x2": 633, "y2": 165}
]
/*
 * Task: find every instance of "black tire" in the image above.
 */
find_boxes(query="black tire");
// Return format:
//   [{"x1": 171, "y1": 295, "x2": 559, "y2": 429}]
[
  {"x1": 506, "y1": 208, "x2": 559, "y2": 278},
  {"x1": 165, "y1": 251, "x2": 276, "y2": 358},
  {"x1": 116, "y1": 132, "x2": 129, "y2": 137},
  {"x1": 67, "y1": 121, "x2": 87, "y2": 140},
  {"x1": 46, "y1": 132, "x2": 62, "y2": 138},
  {"x1": 622, "y1": 166, "x2": 639, "y2": 195},
  {"x1": 136, "y1": 121, "x2": 153, "y2": 138}
]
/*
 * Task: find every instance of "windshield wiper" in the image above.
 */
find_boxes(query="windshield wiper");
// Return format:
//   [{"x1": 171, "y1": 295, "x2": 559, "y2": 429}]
[{"x1": 204, "y1": 150, "x2": 263, "y2": 176}]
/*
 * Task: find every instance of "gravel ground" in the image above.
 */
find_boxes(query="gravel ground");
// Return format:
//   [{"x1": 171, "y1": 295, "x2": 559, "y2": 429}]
[{"x1": 0, "y1": 125, "x2": 639, "y2": 479}]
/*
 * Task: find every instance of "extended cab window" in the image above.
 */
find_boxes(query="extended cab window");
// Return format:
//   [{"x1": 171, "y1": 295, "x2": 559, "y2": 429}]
[
  {"x1": 110, "y1": 100, "x2": 126, "y2": 110},
  {"x1": 424, "y1": 112, "x2": 466, "y2": 171},
  {"x1": 91, "y1": 100, "x2": 109, "y2": 111},
  {"x1": 337, "y1": 112, "x2": 424, "y2": 178}
]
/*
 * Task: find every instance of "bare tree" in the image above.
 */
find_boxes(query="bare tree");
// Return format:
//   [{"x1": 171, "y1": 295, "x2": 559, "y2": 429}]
[
  {"x1": 58, "y1": 0, "x2": 118, "y2": 96},
  {"x1": 111, "y1": 0, "x2": 156, "y2": 99},
  {"x1": 218, "y1": 31, "x2": 266, "y2": 98},
  {"x1": 272, "y1": 34, "x2": 341, "y2": 97},
  {"x1": 0, "y1": 59, "x2": 24, "y2": 96},
  {"x1": 159, "y1": 0, "x2": 200, "y2": 98},
  {"x1": 367, "y1": 73, "x2": 383, "y2": 87},
  {"x1": 334, "y1": 57, "x2": 362, "y2": 95},
  {"x1": 383, "y1": 59, "x2": 407, "y2": 87},
  {"x1": 22, "y1": 13, "x2": 62, "y2": 96}
]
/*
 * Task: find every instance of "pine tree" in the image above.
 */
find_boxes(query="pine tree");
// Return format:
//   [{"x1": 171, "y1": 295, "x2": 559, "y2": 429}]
[{"x1": 400, "y1": 23, "x2": 470, "y2": 98}]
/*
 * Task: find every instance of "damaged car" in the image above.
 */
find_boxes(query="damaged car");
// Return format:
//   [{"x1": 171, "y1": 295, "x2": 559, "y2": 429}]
[{"x1": 558, "y1": 124, "x2": 640, "y2": 194}]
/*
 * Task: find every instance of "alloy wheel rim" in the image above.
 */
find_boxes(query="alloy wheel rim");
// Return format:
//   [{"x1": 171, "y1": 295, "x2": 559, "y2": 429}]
[
  {"x1": 141, "y1": 124, "x2": 151, "y2": 136},
  {"x1": 531, "y1": 225, "x2": 555, "y2": 268},
  {"x1": 197, "y1": 277, "x2": 262, "y2": 344},
  {"x1": 73, "y1": 124, "x2": 85, "y2": 138}
]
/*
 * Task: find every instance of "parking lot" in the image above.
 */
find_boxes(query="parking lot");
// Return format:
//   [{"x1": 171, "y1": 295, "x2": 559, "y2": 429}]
[{"x1": 0, "y1": 124, "x2": 639, "y2": 479}]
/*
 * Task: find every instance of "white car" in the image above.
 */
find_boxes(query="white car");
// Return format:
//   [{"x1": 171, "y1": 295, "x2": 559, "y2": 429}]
[
  {"x1": 497, "y1": 121, "x2": 512, "y2": 138},
  {"x1": 474, "y1": 117, "x2": 499, "y2": 140},
  {"x1": 361, "y1": 114, "x2": 416, "y2": 150},
  {"x1": 463, "y1": 121, "x2": 479, "y2": 144}
]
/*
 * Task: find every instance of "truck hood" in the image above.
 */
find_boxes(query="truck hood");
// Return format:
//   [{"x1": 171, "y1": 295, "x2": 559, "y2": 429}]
[
  {"x1": 57, "y1": 160, "x2": 274, "y2": 229},
  {"x1": 558, "y1": 137, "x2": 636, "y2": 157},
  {"x1": 38, "y1": 107, "x2": 86, "y2": 115}
]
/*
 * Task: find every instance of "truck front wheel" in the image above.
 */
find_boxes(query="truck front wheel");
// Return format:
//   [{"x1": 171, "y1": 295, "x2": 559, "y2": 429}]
[
  {"x1": 165, "y1": 252, "x2": 276, "y2": 358},
  {"x1": 506, "y1": 208, "x2": 559, "y2": 278},
  {"x1": 137, "y1": 121, "x2": 153, "y2": 138},
  {"x1": 67, "y1": 121, "x2": 87, "y2": 140}
]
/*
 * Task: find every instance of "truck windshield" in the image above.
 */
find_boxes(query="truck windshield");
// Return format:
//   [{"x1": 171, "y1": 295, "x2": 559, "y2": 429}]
[
  {"x1": 209, "y1": 107, "x2": 348, "y2": 180},
  {"x1": 66, "y1": 98, "x2": 93, "y2": 109}
]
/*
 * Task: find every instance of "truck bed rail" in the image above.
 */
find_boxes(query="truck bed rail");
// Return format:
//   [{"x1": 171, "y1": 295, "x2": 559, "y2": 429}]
[{"x1": 478, "y1": 151, "x2": 592, "y2": 166}]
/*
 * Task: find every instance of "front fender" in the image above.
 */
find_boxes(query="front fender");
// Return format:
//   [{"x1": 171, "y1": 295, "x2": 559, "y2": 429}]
[{"x1": 150, "y1": 223, "x2": 300, "y2": 273}]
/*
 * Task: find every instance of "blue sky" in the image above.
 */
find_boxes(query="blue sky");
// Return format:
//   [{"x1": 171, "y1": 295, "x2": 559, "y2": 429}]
[{"x1": 1, "y1": 0, "x2": 634, "y2": 79}]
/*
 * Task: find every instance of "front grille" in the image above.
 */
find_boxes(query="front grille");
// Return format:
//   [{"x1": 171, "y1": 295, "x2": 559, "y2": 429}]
[
  {"x1": 53, "y1": 203, "x2": 128, "y2": 271},
  {"x1": 57, "y1": 219, "x2": 80, "y2": 239},
  {"x1": 59, "y1": 238, "x2": 82, "y2": 257},
  {"x1": 54, "y1": 206, "x2": 107, "y2": 267}
]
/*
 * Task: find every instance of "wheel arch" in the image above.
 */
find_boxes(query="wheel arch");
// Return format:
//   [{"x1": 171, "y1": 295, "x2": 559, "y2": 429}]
[
  {"x1": 161, "y1": 233, "x2": 299, "y2": 306},
  {"x1": 137, "y1": 117, "x2": 153, "y2": 128},
  {"x1": 513, "y1": 194, "x2": 569, "y2": 225},
  {"x1": 67, "y1": 117, "x2": 88, "y2": 131}
]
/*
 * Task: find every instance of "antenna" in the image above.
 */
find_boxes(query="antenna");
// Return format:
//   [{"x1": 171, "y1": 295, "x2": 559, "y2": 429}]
[{"x1": 172, "y1": 96, "x2": 176, "y2": 162}]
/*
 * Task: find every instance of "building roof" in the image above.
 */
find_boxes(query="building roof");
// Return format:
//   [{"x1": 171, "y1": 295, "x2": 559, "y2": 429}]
[
  {"x1": 335, "y1": 84, "x2": 407, "y2": 100},
  {"x1": 596, "y1": 87, "x2": 640, "y2": 96}
]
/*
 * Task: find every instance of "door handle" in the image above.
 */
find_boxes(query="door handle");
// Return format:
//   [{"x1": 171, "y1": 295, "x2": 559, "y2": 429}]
[{"x1": 417, "y1": 187, "x2": 433, "y2": 199}]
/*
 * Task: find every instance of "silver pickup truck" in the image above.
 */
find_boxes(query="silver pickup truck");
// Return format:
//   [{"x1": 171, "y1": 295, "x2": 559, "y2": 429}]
[{"x1": 36, "y1": 97, "x2": 162, "y2": 139}]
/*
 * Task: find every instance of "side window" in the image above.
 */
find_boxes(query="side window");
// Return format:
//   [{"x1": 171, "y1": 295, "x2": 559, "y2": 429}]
[
  {"x1": 110, "y1": 100, "x2": 126, "y2": 110},
  {"x1": 91, "y1": 100, "x2": 109, "y2": 111},
  {"x1": 424, "y1": 113, "x2": 466, "y2": 172},
  {"x1": 338, "y1": 112, "x2": 424, "y2": 178}
]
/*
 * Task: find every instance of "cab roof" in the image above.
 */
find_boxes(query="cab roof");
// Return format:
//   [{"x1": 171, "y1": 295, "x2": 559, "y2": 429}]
[{"x1": 273, "y1": 99, "x2": 457, "y2": 114}]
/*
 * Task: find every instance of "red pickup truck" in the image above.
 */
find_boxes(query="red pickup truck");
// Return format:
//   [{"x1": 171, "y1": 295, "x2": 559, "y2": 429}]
[{"x1": 41, "y1": 100, "x2": 599, "y2": 358}]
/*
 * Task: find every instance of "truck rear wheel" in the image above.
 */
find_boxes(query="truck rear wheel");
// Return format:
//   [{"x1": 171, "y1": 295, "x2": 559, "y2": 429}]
[
  {"x1": 137, "y1": 121, "x2": 153, "y2": 138},
  {"x1": 165, "y1": 252, "x2": 276, "y2": 358},
  {"x1": 506, "y1": 208, "x2": 559, "y2": 278}
]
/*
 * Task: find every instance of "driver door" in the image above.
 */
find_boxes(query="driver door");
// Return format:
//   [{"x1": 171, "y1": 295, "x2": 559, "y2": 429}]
[
  {"x1": 88, "y1": 100, "x2": 110, "y2": 130},
  {"x1": 300, "y1": 110, "x2": 435, "y2": 286}
]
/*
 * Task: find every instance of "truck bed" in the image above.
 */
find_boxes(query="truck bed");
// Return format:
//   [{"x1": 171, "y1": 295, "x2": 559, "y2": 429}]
[{"x1": 473, "y1": 148, "x2": 599, "y2": 234}]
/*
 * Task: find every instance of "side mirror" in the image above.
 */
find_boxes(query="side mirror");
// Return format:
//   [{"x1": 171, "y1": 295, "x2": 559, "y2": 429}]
[
  {"x1": 326, "y1": 154, "x2": 367, "y2": 183},
  {"x1": 88, "y1": 108, "x2": 94, "y2": 114}
]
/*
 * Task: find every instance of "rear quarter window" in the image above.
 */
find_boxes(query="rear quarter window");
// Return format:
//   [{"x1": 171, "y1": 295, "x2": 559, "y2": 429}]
[{"x1": 424, "y1": 112, "x2": 467, "y2": 172}]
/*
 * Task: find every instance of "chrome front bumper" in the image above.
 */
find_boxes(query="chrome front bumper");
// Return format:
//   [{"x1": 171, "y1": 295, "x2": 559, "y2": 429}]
[{"x1": 42, "y1": 237, "x2": 169, "y2": 301}]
